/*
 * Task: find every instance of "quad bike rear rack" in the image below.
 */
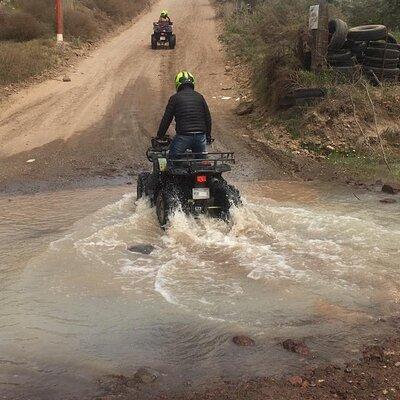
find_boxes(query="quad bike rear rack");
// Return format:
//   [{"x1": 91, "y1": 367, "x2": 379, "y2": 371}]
[
  {"x1": 168, "y1": 152, "x2": 235, "y2": 174},
  {"x1": 147, "y1": 149, "x2": 235, "y2": 174}
]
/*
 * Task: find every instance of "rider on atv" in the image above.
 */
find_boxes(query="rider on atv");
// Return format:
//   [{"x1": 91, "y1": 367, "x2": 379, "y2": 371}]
[
  {"x1": 158, "y1": 10, "x2": 171, "y2": 23},
  {"x1": 156, "y1": 71, "x2": 212, "y2": 158}
]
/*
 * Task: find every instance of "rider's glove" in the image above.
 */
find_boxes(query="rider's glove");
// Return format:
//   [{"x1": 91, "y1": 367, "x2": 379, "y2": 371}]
[{"x1": 206, "y1": 136, "x2": 212, "y2": 145}]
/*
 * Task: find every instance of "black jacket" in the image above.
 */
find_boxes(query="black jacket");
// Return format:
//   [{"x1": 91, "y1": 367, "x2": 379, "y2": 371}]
[{"x1": 156, "y1": 85, "x2": 212, "y2": 140}]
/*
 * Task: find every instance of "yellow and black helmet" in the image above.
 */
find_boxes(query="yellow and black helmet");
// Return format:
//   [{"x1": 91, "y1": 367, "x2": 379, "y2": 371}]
[
  {"x1": 175, "y1": 70, "x2": 195, "y2": 91},
  {"x1": 160, "y1": 10, "x2": 169, "y2": 18}
]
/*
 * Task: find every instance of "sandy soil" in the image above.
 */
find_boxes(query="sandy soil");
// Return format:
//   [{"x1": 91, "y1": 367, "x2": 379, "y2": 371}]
[{"x1": 0, "y1": 0, "x2": 287, "y2": 194}]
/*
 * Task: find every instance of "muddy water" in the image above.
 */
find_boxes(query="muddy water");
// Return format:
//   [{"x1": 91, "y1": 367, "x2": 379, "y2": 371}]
[{"x1": 1, "y1": 182, "x2": 399, "y2": 399}]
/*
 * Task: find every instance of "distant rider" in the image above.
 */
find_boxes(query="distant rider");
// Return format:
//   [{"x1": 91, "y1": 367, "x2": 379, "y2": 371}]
[
  {"x1": 156, "y1": 71, "x2": 212, "y2": 157},
  {"x1": 158, "y1": 10, "x2": 171, "y2": 24}
]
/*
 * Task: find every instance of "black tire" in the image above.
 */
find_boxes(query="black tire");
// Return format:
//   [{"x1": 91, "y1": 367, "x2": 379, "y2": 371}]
[
  {"x1": 327, "y1": 50, "x2": 352, "y2": 62},
  {"x1": 365, "y1": 47, "x2": 400, "y2": 59},
  {"x1": 387, "y1": 33, "x2": 398, "y2": 44},
  {"x1": 368, "y1": 41, "x2": 400, "y2": 51},
  {"x1": 169, "y1": 34, "x2": 176, "y2": 49},
  {"x1": 348, "y1": 25, "x2": 387, "y2": 42},
  {"x1": 364, "y1": 67, "x2": 400, "y2": 81},
  {"x1": 151, "y1": 34, "x2": 157, "y2": 50},
  {"x1": 292, "y1": 88, "x2": 326, "y2": 99},
  {"x1": 137, "y1": 172, "x2": 151, "y2": 200},
  {"x1": 155, "y1": 189, "x2": 177, "y2": 228},
  {"x1": 332, "y1": 66, "x2": 356, "y2": 73},
  {"x1": 328, "y1": 18, "x2": 348, "y2": 51},
  {"x1": 329, "y1": 59, "x2": 355, "y2": 67},
  {"x1": 363, "y1": 56, "x2": 399, "y2": 69}
]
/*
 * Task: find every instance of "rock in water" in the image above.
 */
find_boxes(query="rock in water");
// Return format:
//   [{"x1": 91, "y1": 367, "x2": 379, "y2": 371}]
[
  {"x1": 282, "y1": 339, "x2": 311, "y2": 356},
  {"x1": 127, "y1": 244, "x2": 155, "y2": 255},
  {"x1": 232, "y1": 335, "x2": 255, "y2": 347},
  {"x1": 133, "y1": 367, "x2": 159, "y2": 384},
  {"x1": 235, "y1": 101, "x2": 254, "y2": 116}
]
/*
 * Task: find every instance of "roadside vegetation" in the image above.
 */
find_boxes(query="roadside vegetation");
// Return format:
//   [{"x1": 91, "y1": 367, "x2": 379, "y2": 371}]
[
  {"x1": 0, "y1": 0, "x2": 151, "y2": 87},
  {"x1": 217, "y1": 0, "x2": 400, "y2": 183}
]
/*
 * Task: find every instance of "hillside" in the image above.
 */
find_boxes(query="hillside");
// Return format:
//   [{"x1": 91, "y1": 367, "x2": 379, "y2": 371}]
[
  {"x1": 217, "y1": 0, "x2": 400, "y2": 185},
  {"x1": 0, "y1": 0, "x2": 151, "y2": 89}
]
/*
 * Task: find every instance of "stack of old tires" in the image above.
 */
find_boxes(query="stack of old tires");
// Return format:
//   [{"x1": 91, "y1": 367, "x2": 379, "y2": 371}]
[
  {"x1": 327, "y1": 19, "x2": 400, "y2": 84},
  {"x1": 327, "y1": 19, "x2": 359, "y2": 81},
  {"x1": 348, "y1": 25, "x2": 399, "y2": 82},
  {"x1": 363, "y1": 41, "x2": 400, "y2": 82}
]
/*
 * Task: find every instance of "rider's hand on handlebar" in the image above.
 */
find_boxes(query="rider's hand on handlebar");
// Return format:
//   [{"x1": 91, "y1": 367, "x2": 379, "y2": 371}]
[{"x1": 207, "y1": 137, "x2": 214, "y2": 145}]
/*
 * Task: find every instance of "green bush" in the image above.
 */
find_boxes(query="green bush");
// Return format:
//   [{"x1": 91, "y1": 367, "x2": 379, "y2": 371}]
[{"x1": 339, "y1": 0, "x2": 400, "y2": 31}]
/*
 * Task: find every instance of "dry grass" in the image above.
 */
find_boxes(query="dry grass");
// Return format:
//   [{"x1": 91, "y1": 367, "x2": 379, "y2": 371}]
[
  {"x1": 64, "y1": 8, "x2": 99, "y2": 40},
  {"x1": 0, "y1": 40, "x2": 58, "y2": 85},
  {"x1": 0, "y1": 0, "x2": 151, "y2": 87}
]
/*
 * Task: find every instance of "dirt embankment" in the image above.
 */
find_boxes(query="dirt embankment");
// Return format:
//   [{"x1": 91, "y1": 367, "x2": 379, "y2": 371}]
[{"x1": 217, "y1": 1, "x2": 400, "y2": 187}]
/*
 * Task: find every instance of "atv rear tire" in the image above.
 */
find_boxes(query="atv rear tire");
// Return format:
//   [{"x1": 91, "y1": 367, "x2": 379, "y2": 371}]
[
  {"x1": 151, "y1": 34, "x2": 157, "y2": 50},
  {"x1": 212, "y1": 181, "x2": 241, "y2": 220},
  {"x1": 156, "y1": 189, "x2": 177, "y2": 228},
  {"x1": 169, "y1": 34, "x2": 176, "y2": 49}
]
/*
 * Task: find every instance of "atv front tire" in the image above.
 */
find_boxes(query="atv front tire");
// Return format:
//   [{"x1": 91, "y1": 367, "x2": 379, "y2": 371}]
[
  {"x1": 169, "y1": 34, "x2": 176, "y2": 49},
  {"x1": 137, "y1": 173, "x2": 151, "y2": 200}
]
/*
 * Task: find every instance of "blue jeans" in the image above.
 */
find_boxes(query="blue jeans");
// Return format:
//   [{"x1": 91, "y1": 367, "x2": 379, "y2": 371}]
[{"x1": 169, "y1": 133, "x2": 207, "y2": 158}]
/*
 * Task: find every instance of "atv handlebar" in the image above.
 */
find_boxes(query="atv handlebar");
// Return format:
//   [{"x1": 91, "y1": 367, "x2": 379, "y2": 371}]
[{"x1": 146, "y1": 137, "x2": 171, "y2": 161}]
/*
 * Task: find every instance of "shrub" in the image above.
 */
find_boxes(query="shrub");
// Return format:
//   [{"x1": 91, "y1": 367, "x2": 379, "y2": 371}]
[
  {"x1": 64, "y1": 8, "x2": 99, "y2": 40},
  {"x1": 14, "y1": 0, "x2": 55, "y2": 26},
  {"x1": 93, "y1": 0, "x2": 146, "y2": 22},
  {"x1": 339, "y1": 0, "x2": 400, "y2": 31},
  {"x1": 222, "y1": 0, "x2": 313, "y2": 108},
  {"x1": 0, "y1": 11, "x2": 47, "y2": 41},
  {"x1": 0, "y1": 40, "x2": 58, "y2": 84}
]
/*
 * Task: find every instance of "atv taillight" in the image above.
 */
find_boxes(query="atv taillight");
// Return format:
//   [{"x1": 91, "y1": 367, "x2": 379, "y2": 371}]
[{"x1": 196, "y1": 175, "x2": 207, "y2": 183}]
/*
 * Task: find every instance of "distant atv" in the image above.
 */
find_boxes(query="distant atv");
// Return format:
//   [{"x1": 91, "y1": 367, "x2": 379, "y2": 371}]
[
  {"x1": 151, "y1": 21, "x2": 176, "y2": 49},
  {"x1": 137, "y1": 137, "x2": 241, "y2": 228}
]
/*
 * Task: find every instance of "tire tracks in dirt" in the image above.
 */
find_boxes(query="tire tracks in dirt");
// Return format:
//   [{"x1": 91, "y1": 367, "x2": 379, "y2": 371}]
[{"x1": 0, "y1": 0, "x2": 283, "y2": 193}]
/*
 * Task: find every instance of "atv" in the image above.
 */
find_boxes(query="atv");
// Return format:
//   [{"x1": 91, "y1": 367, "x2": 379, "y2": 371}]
[
  {"x1": 151, "y1": 21, "x2": 176, "y2": 49},
  {"x1": 137, "y1": 137, "x2": 241, "y2": 228}
]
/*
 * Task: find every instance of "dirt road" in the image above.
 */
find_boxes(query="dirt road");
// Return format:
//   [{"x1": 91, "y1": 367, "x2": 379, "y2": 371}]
[{"x1": 0, "y1": 0, "x2": 285, "y2": 193}]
